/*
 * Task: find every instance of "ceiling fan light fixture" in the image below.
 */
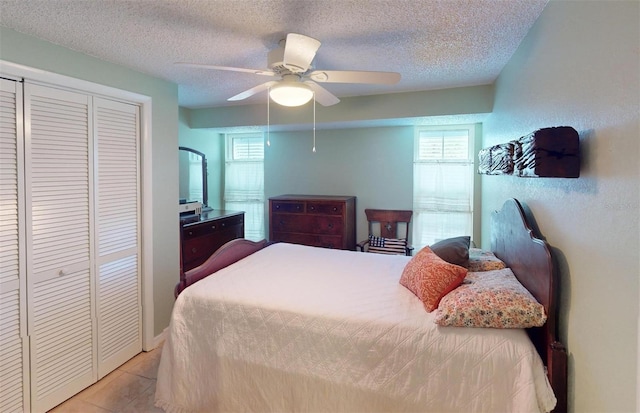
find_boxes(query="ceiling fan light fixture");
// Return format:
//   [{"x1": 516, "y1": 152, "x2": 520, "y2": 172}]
[{"x1": 269, "y1": 83, "x2": 313, "y2": 107}]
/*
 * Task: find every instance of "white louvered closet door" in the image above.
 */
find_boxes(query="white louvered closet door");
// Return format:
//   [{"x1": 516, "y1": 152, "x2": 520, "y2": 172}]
[
  {"x1": 94, "y1": 97, "x2": 141, "y2": 378},
  {"x1": 24, "y1": 84, "x2": 96, "y2": 412},
  {"x1": 0, "y1": 78, "x2": 29, "y2": 413}
]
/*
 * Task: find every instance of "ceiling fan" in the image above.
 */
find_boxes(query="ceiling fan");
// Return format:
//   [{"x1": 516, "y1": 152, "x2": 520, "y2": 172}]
[{"x1": 176, "y1": 33, "x2": 401, "y2": 107}]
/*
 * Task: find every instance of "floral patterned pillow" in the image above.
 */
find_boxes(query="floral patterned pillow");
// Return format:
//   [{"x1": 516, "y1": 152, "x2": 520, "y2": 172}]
[
  {"x1": 434, "y1": 268, "x2": 547, "y2": 328},
  {"x1": 466, "y1": 248, "x2": 507, "y2": 272},
  {"x1": 399, "y1": 247, "x2": 468, "y2": 312}
]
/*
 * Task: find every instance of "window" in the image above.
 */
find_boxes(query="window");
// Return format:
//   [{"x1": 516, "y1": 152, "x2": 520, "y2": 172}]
[
  {"x1": 225, "y1": 133, "x2": 265, "y2": 241},
  {"x1": 186, "y1": 151, "x2": 204, "y2": 204},
  {"x1": 413, "y1": 125, "x2": 475, "y2": 250}
]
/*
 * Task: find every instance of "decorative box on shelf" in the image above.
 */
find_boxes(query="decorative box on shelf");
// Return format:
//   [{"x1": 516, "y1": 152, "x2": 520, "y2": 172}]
[{"x1": 478, "y1": 126, "x2": 580, "y2": 178}]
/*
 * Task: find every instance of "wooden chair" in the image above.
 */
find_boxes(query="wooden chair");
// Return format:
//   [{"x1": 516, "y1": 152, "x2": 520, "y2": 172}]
[{"x1": 356, "y1": 209, "x2": 413, "y2": 255}]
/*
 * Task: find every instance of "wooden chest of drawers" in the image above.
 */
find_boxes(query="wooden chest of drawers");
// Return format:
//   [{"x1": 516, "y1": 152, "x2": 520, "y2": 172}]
[
  {"x1": 181, "y1": 210, "x2": 245, "y2": 272},
  {"x1": 269, "y1": 195, "x2": 356, "y2": 250}
]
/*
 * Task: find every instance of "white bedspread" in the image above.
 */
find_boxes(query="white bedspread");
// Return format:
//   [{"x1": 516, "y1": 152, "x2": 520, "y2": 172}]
[{"x1": 155, "y1": 243, "x2": 556, "y2": 413}]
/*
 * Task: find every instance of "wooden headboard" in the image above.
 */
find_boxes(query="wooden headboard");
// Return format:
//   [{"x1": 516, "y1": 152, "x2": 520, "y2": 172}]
[{"x1": 491, "y1": 198, "x2": 567, "y2": 413}]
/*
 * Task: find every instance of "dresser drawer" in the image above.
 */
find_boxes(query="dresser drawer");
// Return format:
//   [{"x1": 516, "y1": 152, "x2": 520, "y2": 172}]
[
  {"x1": 306, "y1": 202, "x2": 343, "y2": 215},
  {"x1": 272, "y1": 232, "x2": 343, "y2": 249},
  {"x1": 271, "y1": 201, "x2": 305, "y2": 214},
  {"x1": 183, "y1": 226, "x2": 243, "y2": 269},
  {"x1": 271, "y1": 214, "x2": 344, "y2": 235},
  {"x1": 183, "y1": 215, "x2": 244, "y2": 239},
  {"x1": 182, "y1": 237, "x2": 215, "y2": 267},
  {"x1": 181, "y1": 211, "x2": 245, "y2": 272},
  {"x1": 269, "y1": 195, "x2": 356, "y2": 251}
]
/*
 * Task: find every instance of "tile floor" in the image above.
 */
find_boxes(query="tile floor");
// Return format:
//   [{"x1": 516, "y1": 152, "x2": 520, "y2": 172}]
[{"x1": 48, "y1": 343, "x2": 164, "y2": 413}]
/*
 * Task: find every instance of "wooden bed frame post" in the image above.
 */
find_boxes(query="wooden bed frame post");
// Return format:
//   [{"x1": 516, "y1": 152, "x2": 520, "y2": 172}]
[{"x1": 550, "y1": 341, "x2": 568, "y2": 413}]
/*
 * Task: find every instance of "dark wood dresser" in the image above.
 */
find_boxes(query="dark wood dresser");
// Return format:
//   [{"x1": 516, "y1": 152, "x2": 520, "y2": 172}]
[
  {"x1": 269, "y1": 195, "x2": 356, "y2": 250},
  {"x1": 180, "y1": 210, "x2": 245, "y2": 272}
]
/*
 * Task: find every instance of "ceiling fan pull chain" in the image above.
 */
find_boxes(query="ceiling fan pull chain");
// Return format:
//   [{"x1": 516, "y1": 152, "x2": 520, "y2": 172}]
[
  {"x1": 312, "y1": 93, "x2": 316, "y2": 153},
  {"x1": 266, "y1": 87, "x2": 271, "y2": 147}
]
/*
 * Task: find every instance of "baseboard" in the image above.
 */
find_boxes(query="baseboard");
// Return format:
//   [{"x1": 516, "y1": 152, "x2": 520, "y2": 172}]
[{"x1": 147, "y1": 328, "x2": 167, "y2": 351}]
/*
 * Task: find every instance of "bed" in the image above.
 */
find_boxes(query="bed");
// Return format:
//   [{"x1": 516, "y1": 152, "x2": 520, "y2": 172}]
[{"x1": 156, "y1": 198, "x2": 567, "y2": 413}]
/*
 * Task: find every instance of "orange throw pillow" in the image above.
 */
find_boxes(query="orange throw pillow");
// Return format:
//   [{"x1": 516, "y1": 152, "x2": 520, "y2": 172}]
[{"x1": 400, "y1": 246, "x2": 468, "y2": 312}]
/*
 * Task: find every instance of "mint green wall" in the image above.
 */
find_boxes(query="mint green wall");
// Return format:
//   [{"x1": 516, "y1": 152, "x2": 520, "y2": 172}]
[
  {"x1": 264, "y1": 126, "x2": 414, "y2": 243},
  {"x1": 185, "y1": 84, "x2": 493, "y2": 246},
  {"x1": 0, "y1": 27, "x2": 180, "y2": 338},
  {"x1": 178, "y1": 108, "x2": 224, "y2": 209},
  {"x1": 189, "y1": 85, "x2": 493, "y2": 129},
  {"x1": 481, "y1": 1, "x2": 640, "y2": 411},
  {"x1": 179, "y1": 122, "x2": 482, "y2": 246}
]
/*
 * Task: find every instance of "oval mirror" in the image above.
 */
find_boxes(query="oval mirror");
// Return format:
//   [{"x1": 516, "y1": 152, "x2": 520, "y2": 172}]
[{"x1": 178, "y1": 146, "x2": 208, "y2": 208}]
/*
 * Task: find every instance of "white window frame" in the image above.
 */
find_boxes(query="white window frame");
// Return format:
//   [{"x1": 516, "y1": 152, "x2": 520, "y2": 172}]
[
  {"x1": 412, "y1": 124, "x2": 476, "y2": 250},
  {"x1": 224, "y1": 132, "x2": 265, "y2": 241}
]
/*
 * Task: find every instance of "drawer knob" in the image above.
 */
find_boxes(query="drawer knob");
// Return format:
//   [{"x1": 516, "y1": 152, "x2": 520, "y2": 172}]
[
  {"x1": 332, "y1": 207, "x2": 337, "y2": 212},
  {"x1": 310, "y1": 206, "x2": 315, "y2": 211},
  {"x1": 276, "y1": 205, "x2": 280, "y2": 209},
  {"x1": 221, "y1": 223, "x2": 225, "y2": 227},
  {"x1": 211, "y1": 225, "x2": 216, "y2": 229},
  {"x1": 191, "y1": 248, "x2": 197, "y2": 253},
  {"x1": 188, "y1": 231, "x2": 193, "y2": 236},
  {"x1": 296, "y1": 206, "x2": 301, "y2": 210}
]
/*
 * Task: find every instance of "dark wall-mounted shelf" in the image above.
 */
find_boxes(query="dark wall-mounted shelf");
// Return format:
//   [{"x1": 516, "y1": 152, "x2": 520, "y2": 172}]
[{"x1": 478, "y1": 126, "x2": 580, "y2": 178}]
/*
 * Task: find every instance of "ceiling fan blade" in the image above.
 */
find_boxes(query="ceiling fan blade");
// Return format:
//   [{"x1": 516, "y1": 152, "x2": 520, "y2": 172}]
[
  {"x1": 228, "y1": 81, "x2": 278, "y2": 101},
  {"x1": 175, "y1": 62, "x2": 276, "y2": 77},
  {"x1": 308, "y1": 70, "x2": 401, "y2": 85},
  {"x1": 304, "y1": 81, "x2": 340, "y2": 106},
  {"x1": 282, "y1": 33, "x2": 321, "y2": 73}
]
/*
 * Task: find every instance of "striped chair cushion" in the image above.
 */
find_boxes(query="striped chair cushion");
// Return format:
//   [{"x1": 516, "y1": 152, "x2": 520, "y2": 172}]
[{"x1": 368, "y1": 235, "x2": 407, "y2": 255}]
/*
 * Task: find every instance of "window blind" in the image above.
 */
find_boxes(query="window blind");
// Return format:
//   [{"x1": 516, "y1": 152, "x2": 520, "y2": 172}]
[
  {"x1": 413, "y1": 127, "x2": 475, "y2": 250},
  {"x1": 224, "y1": 133, "x2": 265, "y2": 241}
]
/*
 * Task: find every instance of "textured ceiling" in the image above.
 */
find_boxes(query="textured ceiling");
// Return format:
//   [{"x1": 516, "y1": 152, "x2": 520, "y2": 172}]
[{"x1": 0, "y1": 0, "x2": 548, "y2": 109}]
